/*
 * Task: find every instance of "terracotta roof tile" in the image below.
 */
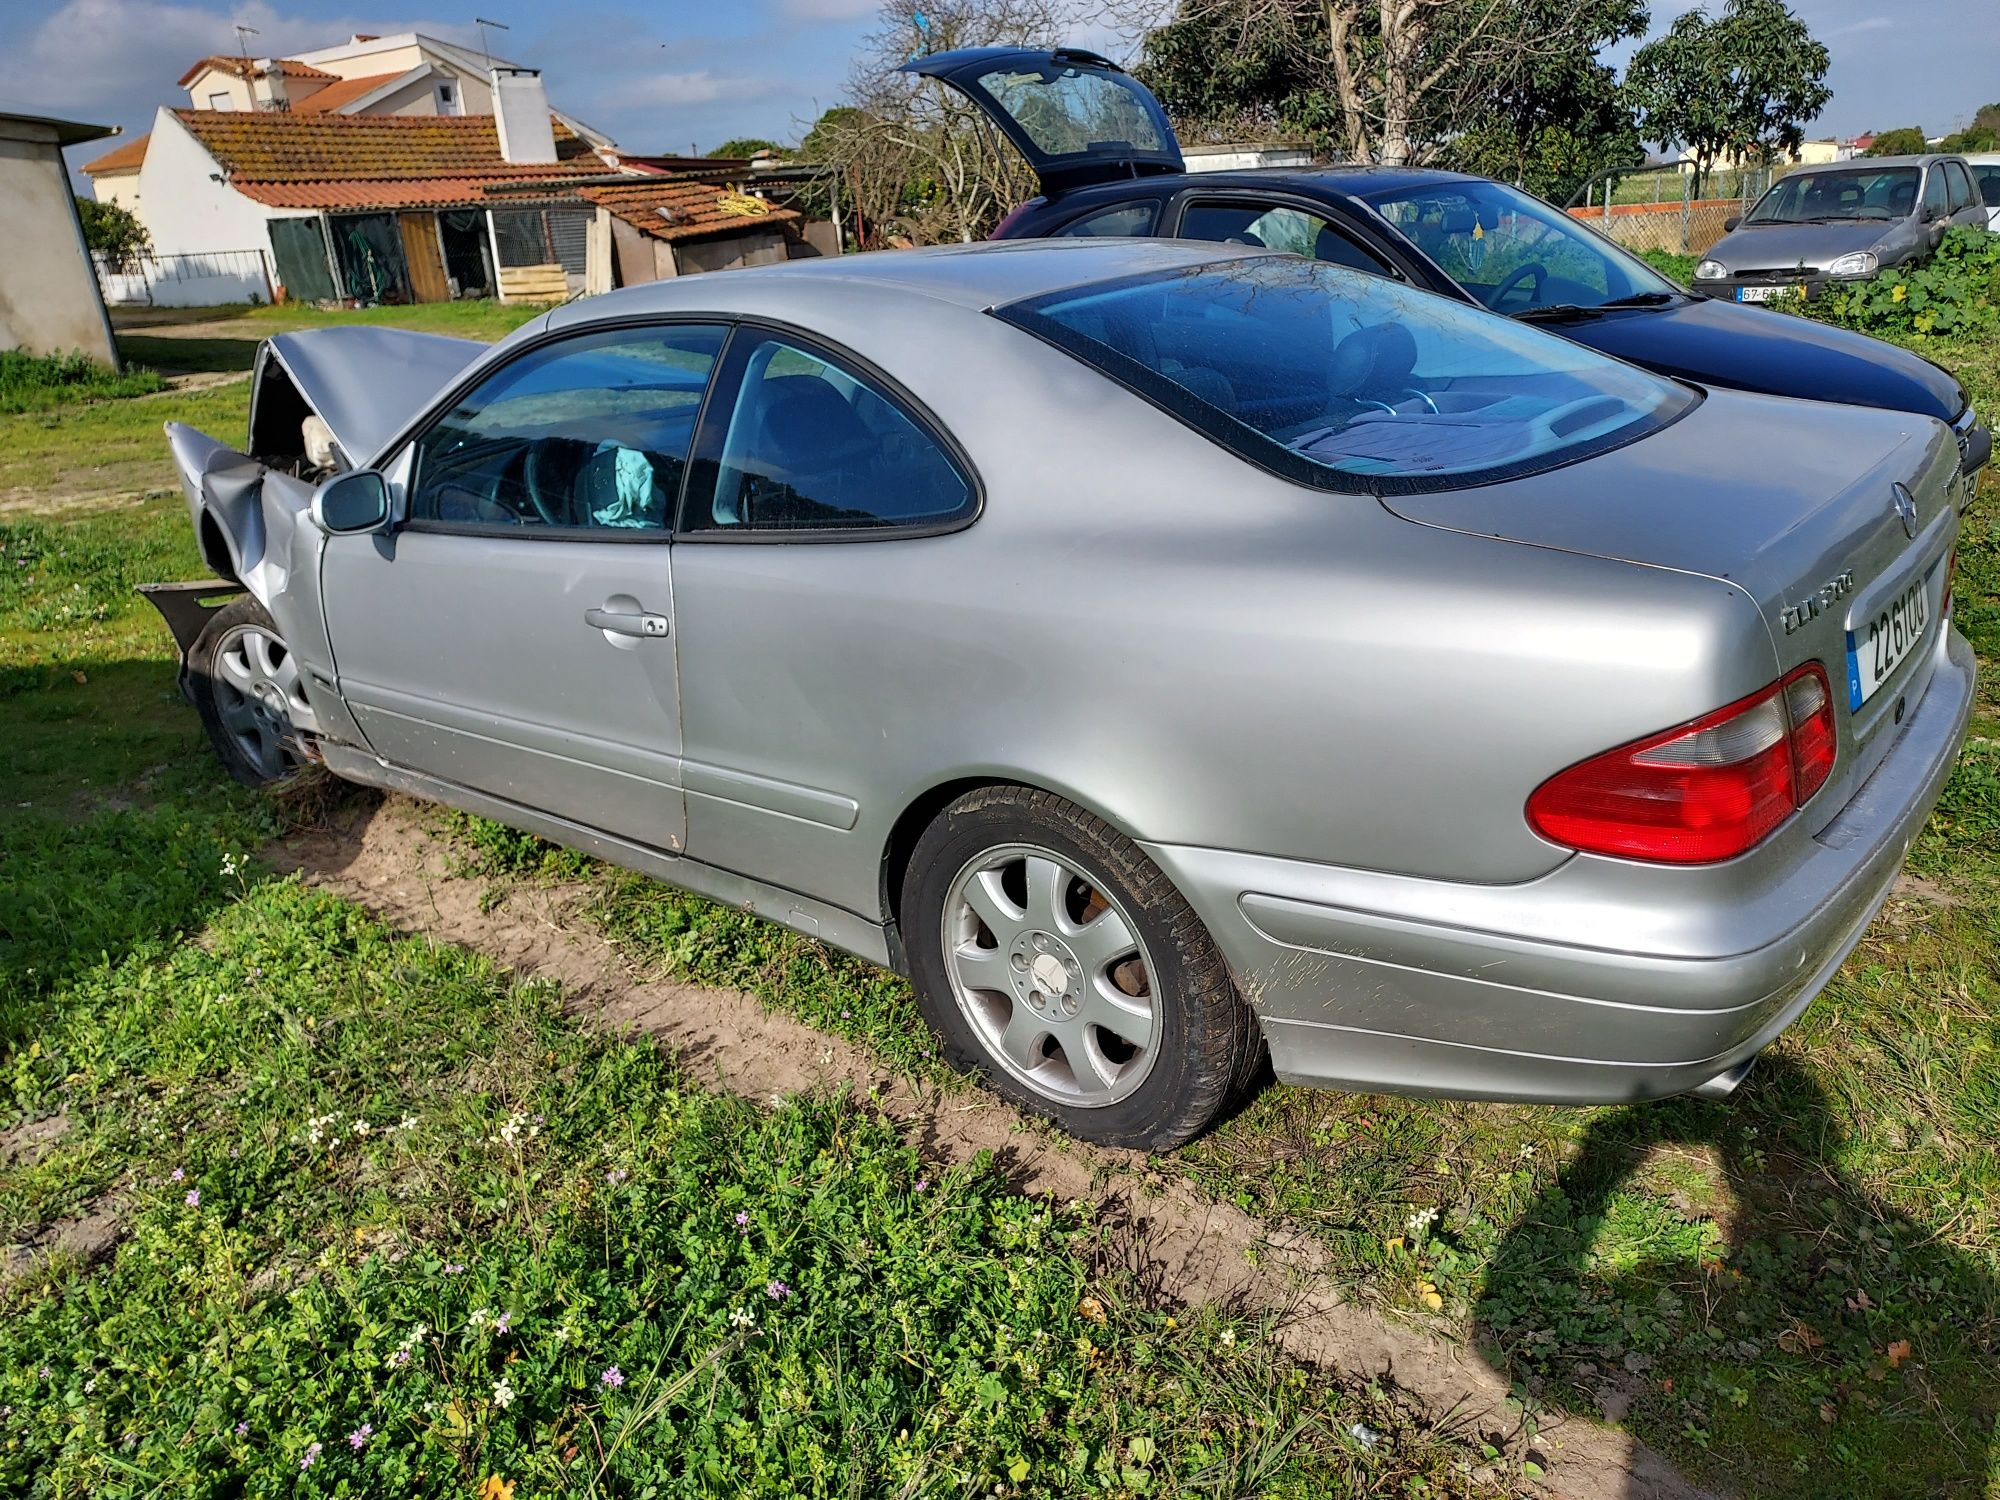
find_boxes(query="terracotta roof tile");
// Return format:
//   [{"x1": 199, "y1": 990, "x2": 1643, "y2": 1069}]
[
  {"x1": 236, "y1": 178, "x2": 593, "y2": 210},
  {"x1": 179, "y1": 55, "x2": 338, "y2": 86},
  {"x1": 292, "y1": 71, "x2": 408, "y2": 114},
  {"x1": 174, "y1": 110, "x2": 610, "y2": 212},
  {"x1": 580, "y1": 179, "x2": 801, "y2": 243},
  {"x1": 81, "y1": 131, "x2": 150, "y2": 175}
]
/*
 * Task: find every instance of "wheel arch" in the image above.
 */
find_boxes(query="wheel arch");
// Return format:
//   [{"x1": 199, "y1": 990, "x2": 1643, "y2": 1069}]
[{"x1": 878, "y1": 772, "x2": 1157, "y2": 941}]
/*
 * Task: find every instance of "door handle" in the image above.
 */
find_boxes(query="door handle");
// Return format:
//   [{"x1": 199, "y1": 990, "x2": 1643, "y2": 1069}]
[{"x1": 585, "y1": 606, "x2": 669, "y2": 639}]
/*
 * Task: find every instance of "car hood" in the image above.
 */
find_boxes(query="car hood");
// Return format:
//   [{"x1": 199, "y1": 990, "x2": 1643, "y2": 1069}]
[
  {"x1": 1705, "y1": 219, "x2": 1891, "y2": 270},
  {"x1": 259, "y1": 326, "x2": 488, "y2": 468},
  {"x1": 1554, "y1": 295, "x2": 1965, "y2": 423}
]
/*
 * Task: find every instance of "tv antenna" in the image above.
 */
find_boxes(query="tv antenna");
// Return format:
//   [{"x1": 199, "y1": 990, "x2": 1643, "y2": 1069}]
[
  {"x1": 233, "y1": 22, "x2": 259, "y2": 61},
  {"x1": 474, "y1": 17, "x2": 510, "y2": 72}
]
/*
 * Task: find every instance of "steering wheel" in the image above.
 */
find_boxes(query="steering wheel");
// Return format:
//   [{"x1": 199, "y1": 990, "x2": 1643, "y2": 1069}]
[
  {"x1": 1490, "y1": 262, "x2": 1549, "y2": 311},
  {"x1": 519, "y1": 442, "x2": 567, "y2": 527}
]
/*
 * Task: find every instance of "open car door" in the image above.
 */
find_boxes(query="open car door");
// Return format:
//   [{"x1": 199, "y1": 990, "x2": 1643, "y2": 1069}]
[{"x1": 899, "y1": 46, "x2": 1183, "y2": 197}]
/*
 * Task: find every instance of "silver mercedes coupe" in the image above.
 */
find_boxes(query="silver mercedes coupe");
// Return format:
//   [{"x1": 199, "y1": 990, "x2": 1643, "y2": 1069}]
[{"x1": 151, "y1": 241, "x2": 1974, "y2": 1149}]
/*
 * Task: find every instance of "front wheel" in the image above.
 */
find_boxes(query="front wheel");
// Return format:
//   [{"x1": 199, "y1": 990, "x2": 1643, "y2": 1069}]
[
  {"x1": 901, "y1": 786, "x2": 1265, "y2": 1150},
  {"x1": 188, "y1": 597, "x2": 307, "y2": 787}
]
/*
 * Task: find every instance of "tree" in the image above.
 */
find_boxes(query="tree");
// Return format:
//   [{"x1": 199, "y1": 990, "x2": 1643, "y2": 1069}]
[
  {"x1": 708, "y1": 138, "x2": 784, "y2": 160},
  {"x1": 1437, "y1": 0, "x2": 1647, "y2": 202},
  {"x1": 1136, "y1": 0, "x2": 1648, "y2": 171},
  {"x1": 74, "y1": 195, "x2": 149, "y2": 271},
  {"x1": 1864, "y1": 126, "x2": 1928, "y2": 157},
  {"x1": 1938, "y1": 106, "x2": 1999, "y2": 154},
  {"x1": 1625, "y1": 0, "x2": 1830, "y2": 199},
  {"x1": 801, "y1": 0, "x2": 1100, "y2": 246}
]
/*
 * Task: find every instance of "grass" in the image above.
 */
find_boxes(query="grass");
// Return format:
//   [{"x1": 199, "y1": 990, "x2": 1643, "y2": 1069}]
[
  {"x1": 113, "y1": 300, "x2": 551, "y2": 378},
  {"x1": 3, "y1": 879, "x2": 1489, "y2": 1497},
  {"x1": 3, "y1": 295, "x2": 1998, "y2": 1498},
  {"x1": 0, "y1": 351, "x2": 164, "y2": 415}
]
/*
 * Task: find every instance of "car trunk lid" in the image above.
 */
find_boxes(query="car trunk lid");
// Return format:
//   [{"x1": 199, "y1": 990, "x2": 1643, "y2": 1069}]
[
  {"x1": 898, "y1": 46, "x2": 1183, "y2": 196},
  {"x1": 1379, "y1": 388, "x2": 1961, "y2": 831}
]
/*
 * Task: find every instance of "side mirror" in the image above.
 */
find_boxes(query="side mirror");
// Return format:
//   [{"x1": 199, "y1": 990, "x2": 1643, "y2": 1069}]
[
  {"x1": 1723, "y1": 215, "x2": 1741, "y2": 232},
  {"x1": 312, "y1": 469, "x2": 390, "y2": 535}
]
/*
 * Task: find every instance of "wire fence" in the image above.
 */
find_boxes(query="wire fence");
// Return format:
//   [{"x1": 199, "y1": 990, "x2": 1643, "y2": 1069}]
[
  {"x1": 94, "y1": 249, "x2": 274, "y2": 308},
  {"x1": 1566, "y1": 166, "x2": 1779, "y2": 258}
]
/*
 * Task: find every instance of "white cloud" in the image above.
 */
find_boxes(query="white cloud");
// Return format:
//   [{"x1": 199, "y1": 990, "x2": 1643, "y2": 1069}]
[{"x1": 601, "y1": 68, "x2": 782, "y2": 110}]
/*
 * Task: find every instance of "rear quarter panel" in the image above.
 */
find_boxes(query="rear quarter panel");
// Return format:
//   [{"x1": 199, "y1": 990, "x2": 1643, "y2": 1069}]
[{"x1": 661, "y1": 282, "x2": 1776, "y2": 920}]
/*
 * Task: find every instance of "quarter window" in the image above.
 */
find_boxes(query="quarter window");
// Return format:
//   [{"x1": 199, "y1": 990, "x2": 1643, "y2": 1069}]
[
  {"x1": 1178, "y1": 201, "x2": 1390, "y2": 274},
  {"x1": 410, "y1": 324, "x2": 726, "y2": 532},
  {"x1": 1057, "y1": 203, "x2": 1157, "y2": 237},
  {"x1": 689, "y1": 334, "x2": 973, "y2": 534}
]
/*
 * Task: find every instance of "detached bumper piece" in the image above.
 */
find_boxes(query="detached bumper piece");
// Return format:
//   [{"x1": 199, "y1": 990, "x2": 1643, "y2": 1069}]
[{"x1": 136, "y1": 580, "x2": 245, "y2": 703}]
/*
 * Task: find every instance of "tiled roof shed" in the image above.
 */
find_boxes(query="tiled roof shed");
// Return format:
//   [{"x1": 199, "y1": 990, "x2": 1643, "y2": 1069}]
[
  {"x1": 579, "y1": 179, "x2": 801, "y2": 243},
  {"x1": 173, "y1": 110, "x2": 612, "y2": 212}
]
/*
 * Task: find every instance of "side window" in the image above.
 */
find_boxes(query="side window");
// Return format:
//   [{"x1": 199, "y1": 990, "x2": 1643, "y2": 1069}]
[
  {"x1": 1945, "y1": 161, "x2": 1976, "y2": 213},
  {"x1": 411, "y1": 324, "x2": 725, "y2": 532},
  {"x1": 1177, "y1": 201, "x2": 1390, "y2": 275},
  {"x1": 690, "y1": 334, "x2": 973, "y2": 534},
  {"x1": 1056, "y1": 202, "x2": 1158, "y2": 237},
  {"x1": 1977, "y1": 166, "x2": 2000, "y2": 209},
  {"x1": 1922, "y1": 165, "x2": 1952, "y2": 219}
]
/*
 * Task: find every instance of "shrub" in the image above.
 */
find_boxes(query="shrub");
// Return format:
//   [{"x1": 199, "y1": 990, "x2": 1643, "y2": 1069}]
[{"x1": 1807, "y1": 226, "x2": 2000, "y2": 338}]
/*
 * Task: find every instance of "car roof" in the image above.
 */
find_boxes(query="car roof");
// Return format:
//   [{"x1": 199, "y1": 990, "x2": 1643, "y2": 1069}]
[
  {"x1": 550, "y1": 239, "x2": 1269, "y2": 325},
  {"x1": 1822, "y1": 154, "x2": 1960, "y2": 169},
  {"x1": 1045, "y1": 162, "x2": 1485, "y2": 208}
]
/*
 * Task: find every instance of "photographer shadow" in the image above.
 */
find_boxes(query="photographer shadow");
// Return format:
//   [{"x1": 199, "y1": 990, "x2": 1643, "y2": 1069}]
[{"x1": 1476, "y1": 1056, "x2": 2000, "y2": 1497}]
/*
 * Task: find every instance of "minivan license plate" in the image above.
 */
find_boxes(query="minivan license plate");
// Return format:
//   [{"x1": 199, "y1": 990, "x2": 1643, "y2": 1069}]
[{"x1": 1846, "y1": 563, "x2": 1939, "y2": 709}]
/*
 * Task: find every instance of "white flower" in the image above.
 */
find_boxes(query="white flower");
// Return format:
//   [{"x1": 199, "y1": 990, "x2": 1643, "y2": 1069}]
[
  {"x1": 1218, "y1": 1328, "x2": 1236, "y2": 1348},
  {"x1": 729, "y1": 1307, "x2": 757, "y2": 1330},
  {"x1": 399, "y1": 1115, "x2": 417, "y2": 1131},
  {"x1": 497, "y1": 1111, "x2": 527, "y2": 1146},
  {"x1": 1406, "y1": 1206, "x2": 1440, "y2": 1235},
  {"x1": 352, "y1": 1120, "x2": 372, "y2": 1138},
  {"x1": 469, "y1": 1308, "x2": 492, "y2": 1330},
  {"x1": 1519, "y1": 1143, "x2": 1537, "y2": 1160},
  {"x1": 492, "y1": 1377, "x2": 515, "y2": 1409}
]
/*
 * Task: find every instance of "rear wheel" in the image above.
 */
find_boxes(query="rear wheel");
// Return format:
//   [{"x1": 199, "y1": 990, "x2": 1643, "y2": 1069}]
[
  {"x1": 902, "y1": 786, "x2": 1264, "y2": 1150},
  {"x1": 189, "y1": 597, "x2": 306, "y2": 787}
]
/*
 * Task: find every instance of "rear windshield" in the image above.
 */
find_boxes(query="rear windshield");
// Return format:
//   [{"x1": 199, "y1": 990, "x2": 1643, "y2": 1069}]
[
  {"x1": 968, "y1": 62, "x2": 1172, "y2": 158},
  {"x1": 994, "y1": 257, "x2": 1693, "y2": 493},
  {"x1": 1746, "y1": 167, "x2": 1919, "y2": 223}
]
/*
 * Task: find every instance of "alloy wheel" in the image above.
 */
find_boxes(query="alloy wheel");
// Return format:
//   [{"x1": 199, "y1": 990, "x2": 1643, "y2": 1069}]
[
  {"x1": 941, "y1": 842, "x2": 1160, "y2": 1108},
  {"x1": 211, "y1": 623, "x2": 303, "y2": 780}
]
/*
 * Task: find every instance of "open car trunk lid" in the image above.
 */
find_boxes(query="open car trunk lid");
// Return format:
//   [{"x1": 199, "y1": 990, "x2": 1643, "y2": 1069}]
[
  {"x1": 258, "y1": 326, "x2": 488, "y2": 470},
  {"x1": 1380, "y1": 387, "x2": 1962, "y2": 831},
  {"x1": 899, "y1": 46, "x2": 1183, "y2": 196}
]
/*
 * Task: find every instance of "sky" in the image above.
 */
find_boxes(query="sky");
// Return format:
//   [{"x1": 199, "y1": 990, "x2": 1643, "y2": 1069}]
[{"x1": 3, "y1": 0, "x2": 1994, "y2": 183}]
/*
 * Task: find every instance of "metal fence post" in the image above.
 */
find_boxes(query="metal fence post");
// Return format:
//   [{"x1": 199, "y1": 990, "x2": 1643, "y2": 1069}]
[{"x1": 1680, "y1": 170, "x2": 1692, "y2": 254}]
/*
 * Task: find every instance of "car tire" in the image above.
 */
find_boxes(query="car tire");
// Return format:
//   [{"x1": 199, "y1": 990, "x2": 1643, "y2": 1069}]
[
  {"x1": 902, "y1": 785, "x2": 1265, "y2": 1150},
  {"x1": 188, "y1": 596, "x2": 306, "y2": 788}
]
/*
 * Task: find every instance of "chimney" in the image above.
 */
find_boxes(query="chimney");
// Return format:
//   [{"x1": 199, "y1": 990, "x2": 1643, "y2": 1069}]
[
  {"x1": 491, "y1": 67, "x2": 557, "y2": 165},
  {"x1": 256, "y1": 57, "x2": 289, "y2": 112}
]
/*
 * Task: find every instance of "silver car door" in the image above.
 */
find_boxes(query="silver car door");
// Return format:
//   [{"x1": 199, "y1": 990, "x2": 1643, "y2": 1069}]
[
  {"x1": 668, "y1": 327, "x2": 979, "y2": 911},
  {"x1": 318, "y1": 322, "x2": 729, "y2": 854}
]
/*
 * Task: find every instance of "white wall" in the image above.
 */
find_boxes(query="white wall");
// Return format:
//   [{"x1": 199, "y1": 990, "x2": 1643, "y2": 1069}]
[
  {"x1": 90, "y1": 167, "x2": 142, "y2": 210},
  {"x1": 0, "y1": 119, "x2": 118, "y2": 361},
  {"x1": 128, "y1": 108, "x2": 307, "y2": 304}
]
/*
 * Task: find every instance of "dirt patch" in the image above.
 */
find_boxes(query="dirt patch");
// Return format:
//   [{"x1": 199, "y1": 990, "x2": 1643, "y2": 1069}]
[
  {"x1": 0, "y1": 484, "x2": 178, "y2": 519},
  {"x1": 0, "y1": 1113, "x2": 69, "y2": 1170},
  {"x1": 4, "y1": 1197, "x2": 125, "y2": 1291},
  {"x1": 271, "y1": 795, "x2": 1714, "y2": 1500}
]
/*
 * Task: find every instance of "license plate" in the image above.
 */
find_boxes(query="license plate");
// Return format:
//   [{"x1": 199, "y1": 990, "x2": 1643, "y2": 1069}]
[
  {"x1": 1846, "y1": 563, "x2": 1939, "y2": 710},
  {"x1": 1736, "y1": 285, "x2": 1783, "y2": 303}
]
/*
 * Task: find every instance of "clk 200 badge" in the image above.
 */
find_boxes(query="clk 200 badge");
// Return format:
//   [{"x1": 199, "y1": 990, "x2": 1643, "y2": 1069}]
[{"x1": 1780, "y1": 571, "x2": 1855, "y2": 634}]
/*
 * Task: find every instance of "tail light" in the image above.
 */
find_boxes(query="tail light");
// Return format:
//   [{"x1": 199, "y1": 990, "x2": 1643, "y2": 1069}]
[{"x1": 1527, "y1": 663, "x2": 1838, "y2": 864}]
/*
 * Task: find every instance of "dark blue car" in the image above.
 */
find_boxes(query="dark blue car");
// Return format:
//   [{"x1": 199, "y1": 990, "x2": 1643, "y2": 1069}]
[{"x1": 907, "y1": 46, "x2": 1989, "y2": 485}]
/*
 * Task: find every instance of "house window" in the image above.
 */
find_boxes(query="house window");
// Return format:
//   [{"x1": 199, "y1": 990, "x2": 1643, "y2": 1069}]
[
  {"x1": 436, "y1": 83, "x2": 457, "y2": 113},
  {"x1": 208, "y1": 92, "x2": 234, "y2": 111}
]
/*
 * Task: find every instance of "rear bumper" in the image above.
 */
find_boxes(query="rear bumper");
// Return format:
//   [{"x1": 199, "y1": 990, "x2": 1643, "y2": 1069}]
[{"x1": 1145, "y1": 627, "x2": 1975, "y2": 1104}]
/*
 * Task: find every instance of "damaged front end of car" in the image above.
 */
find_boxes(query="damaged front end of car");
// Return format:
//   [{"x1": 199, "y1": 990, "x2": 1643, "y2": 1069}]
[{"x1": 140, "y1": 327, "x2": 487, "y2": 757}]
